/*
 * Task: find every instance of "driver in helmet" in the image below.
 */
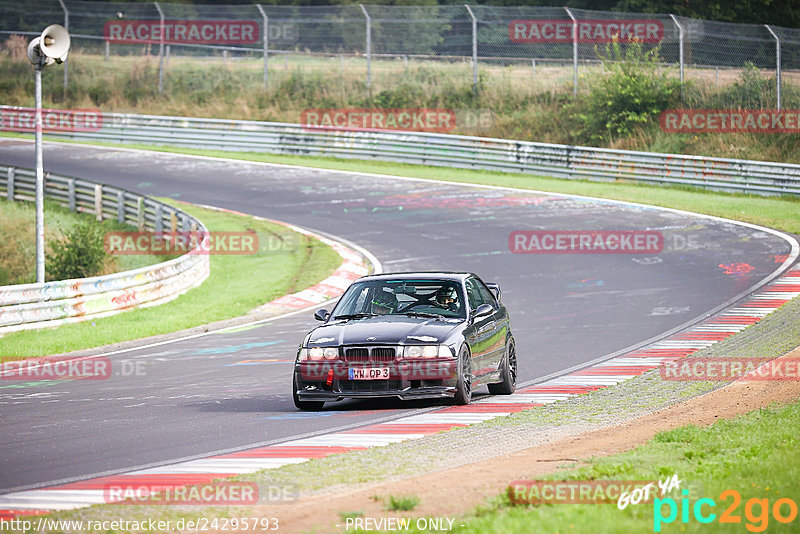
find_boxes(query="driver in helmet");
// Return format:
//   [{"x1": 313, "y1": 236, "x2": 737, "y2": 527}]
[
  {"x1": 435, "y1": 286, "x2": 459, "y2": 312},
  {"x1": 371, "y1": 290, "x2": 398, "y2": 315}
]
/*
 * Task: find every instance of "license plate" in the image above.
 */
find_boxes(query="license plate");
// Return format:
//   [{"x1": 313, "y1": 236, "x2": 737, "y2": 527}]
[{"x1": 348, "y1": 367, "x2": 390, "y2": 380}]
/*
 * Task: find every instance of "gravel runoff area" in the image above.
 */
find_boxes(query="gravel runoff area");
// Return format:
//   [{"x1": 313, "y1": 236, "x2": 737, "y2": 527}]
[{"x1": 227, "y1": 292, "x2": 800, "y2": 532}]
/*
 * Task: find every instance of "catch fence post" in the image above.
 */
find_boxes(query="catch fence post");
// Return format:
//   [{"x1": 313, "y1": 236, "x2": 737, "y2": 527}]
[{"x1": 564, "y1": 7, "x2": 578, "y2": 97}]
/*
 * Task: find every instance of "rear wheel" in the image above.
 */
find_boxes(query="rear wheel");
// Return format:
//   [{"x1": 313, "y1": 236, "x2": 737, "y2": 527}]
[
  {"x1": 293, "y1": 373, "x2": 325, "y2": 411},
  {"x1": 454, "y1": 346, "x2": 472, "y2": 405},
  {"x1": 488, "y1": 337, "x2": 516, "y2": 395}
]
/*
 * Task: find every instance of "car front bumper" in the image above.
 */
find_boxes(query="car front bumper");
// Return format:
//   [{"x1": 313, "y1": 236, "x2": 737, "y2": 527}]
[
  {"x1": 294, "y1": 360, "x2": 458, "y2": 402},
  {"x1": 295, "y1": 385, "x2": 456, "y2": 402}
]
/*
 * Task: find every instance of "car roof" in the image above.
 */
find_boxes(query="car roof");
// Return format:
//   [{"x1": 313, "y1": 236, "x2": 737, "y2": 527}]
[{"x1": 356, "y1": 271, "x2": 475, "y2": 283}]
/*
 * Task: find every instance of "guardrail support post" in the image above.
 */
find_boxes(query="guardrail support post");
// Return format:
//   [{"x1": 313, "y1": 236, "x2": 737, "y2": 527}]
[
  {"x1": 117, "y1": 190, "x2": 125, "y2": 223},
  {"x1": 137, "y1": 197, "x2": 145, "y2": 231},
  {"x1": 256, "y1": 4, "x2": 269, "y2": 87},
  {"x1": 565, "y1": 146, "x2": 574, "y2": 180},
  {"x1": 669, "y1": 14, "x2": 684, "y2": 102},
  {"x1": 359, "y1": 4, "x2": 371, "y2": 92},
  {"x1": 94, "y1": 184, "x2": 103, "y2": 221},
  {"x1": 464, "y1": 5, "x2": 478, "y2": 95},
  {"x1": 155, "y1": 204, "x2": 163, "y2": 233},
  {"x1": 765, "y1": 25, "x2": 781, "y2": 110},
  {"x1": 67, "y1": 178, "x2": 75, "y2": 211},
  {"x1": 154, "y1": 1, "x2": 165, "y2": 94},
  {"x1": 564, "y1": 7, "x2": 578, "y2": 97},
  {"x1": 7, "y1": 168, "x2": 14, "y2": 201}
]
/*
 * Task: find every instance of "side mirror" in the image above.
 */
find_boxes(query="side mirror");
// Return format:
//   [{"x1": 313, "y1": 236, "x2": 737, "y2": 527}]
[
  {"x1": 485, "y1": 282, "x2": 501, "y2": 303},
  {"x1": 473, "y1": 303, "x2": 493, "y2": 319},
  {"x1": 314, "y1": 309, "x2": 329, "y2": 322}
]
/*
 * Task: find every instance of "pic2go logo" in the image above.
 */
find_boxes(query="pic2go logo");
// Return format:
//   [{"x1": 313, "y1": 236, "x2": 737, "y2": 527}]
[{"x1": 654, "y1": 489, "x2": 798, "y2": 532}]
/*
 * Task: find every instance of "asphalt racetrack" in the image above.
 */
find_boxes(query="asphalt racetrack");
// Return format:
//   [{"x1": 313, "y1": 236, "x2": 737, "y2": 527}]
[{"x1": 0, "y1": 140, "x2": 793, "y2": 493}]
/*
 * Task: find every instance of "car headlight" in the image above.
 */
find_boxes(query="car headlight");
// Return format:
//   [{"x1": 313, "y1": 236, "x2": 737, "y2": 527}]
[
  {"x1": 299, "y1": 347, "x2": 339, "y2": 361},
  {"x1": 403, "y1": 345, "x2": 452, "y2": 359}
]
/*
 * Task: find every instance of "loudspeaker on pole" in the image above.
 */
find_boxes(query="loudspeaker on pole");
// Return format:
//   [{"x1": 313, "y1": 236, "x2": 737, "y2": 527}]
[{"x1": 27, "y1": 24, "x2": 71, "y2": 67}]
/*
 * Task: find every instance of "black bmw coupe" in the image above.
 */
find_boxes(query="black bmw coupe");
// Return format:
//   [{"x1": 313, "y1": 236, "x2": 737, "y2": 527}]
[{"x1": 292, "y1": 272, "x2": 516, "y2": 410}]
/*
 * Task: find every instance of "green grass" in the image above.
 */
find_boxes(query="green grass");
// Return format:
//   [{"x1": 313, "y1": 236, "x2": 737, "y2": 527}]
[
  {"x1": 0, "y1": 197, "x2": 167, "y2": 285},
  {"x1": 339, "y1": 510, "x2": 365, "y2": 521},
  {"x1": 386, "y1": 495, "x2": 420, "y2": 512},
  {"x1": 424, "y1": 399, "x2": 800, "y2": 534},
  {"x1": 0, "y1": 199, "x2": 342, "y2": 358},
  {"x1": 3, "y1": 48, "x2": 800, "y2": 164},
  {"x1": 4, "y1": 46, "x2": 800, "y2": 163}
]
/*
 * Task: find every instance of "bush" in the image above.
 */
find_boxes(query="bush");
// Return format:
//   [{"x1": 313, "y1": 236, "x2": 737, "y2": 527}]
[
  {"x1": 47, "y1": 219, "x2": 108, "y2": 281},
  {"x1": 725, "y1": 62, "x2": 774, "y2": 108},
  {"x1": 88, "y1": 84, "x2": 112, "y2": 106},
  {"x1": 0, "y1": 202, "x2": 34, "y2": 285},
  {"x1": 276, "y1": 70, "x2": 328, "y2": 104},
  {"x1": 370, "y1": 84, "x2": 424, "y2": 108},
  {"x1": 385, "y1": 495, "x2": 419, "y2": 511},
  {"x1": 569, "y1": 41, "x2": 681, "y2": 144}
]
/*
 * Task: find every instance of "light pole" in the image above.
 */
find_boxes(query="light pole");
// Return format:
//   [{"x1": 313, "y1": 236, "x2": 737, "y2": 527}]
[{"x1": 26, "y1": 24, "x2": 70, "y2": 283}]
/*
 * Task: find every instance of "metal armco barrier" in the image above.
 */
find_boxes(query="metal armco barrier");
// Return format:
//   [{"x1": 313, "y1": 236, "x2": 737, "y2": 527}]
[
  {"x1": 0, "y1": 164, "x2": 210, "y2": 334},
  {"x1": 13, "y1": 108, "x2": 800, "y2": 197}
]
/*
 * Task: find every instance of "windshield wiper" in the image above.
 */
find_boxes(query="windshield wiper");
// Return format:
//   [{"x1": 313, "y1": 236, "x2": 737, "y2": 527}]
[
  {"x1": 332, "y1": 313, "x2": 378, "y2": 320},
  {"x1": 400, "y1": 311, "x2": 445, "y2": 320}
]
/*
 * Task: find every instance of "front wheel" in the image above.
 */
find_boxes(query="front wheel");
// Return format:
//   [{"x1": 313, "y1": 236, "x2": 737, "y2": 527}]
[
  {"x1": 488, "y1": 337, "x2": 517, "y2": 395},
  {"x1": 453, "y1": 346, "x2": 472, "y2": 405},
  {"x1": 293, "y1": 373, "x2": 325, "y2": 411}
]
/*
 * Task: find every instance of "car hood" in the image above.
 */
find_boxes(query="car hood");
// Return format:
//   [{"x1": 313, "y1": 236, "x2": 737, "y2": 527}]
[{"x1": 307, "y1": 315, "x2": 461, "y2": 346}]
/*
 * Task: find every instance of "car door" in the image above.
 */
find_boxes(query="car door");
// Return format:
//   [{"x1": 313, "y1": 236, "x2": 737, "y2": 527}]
[
  {"x1": 475, "y1": 278, "x2": 507, "y2": 375},
  {"x1": 464, "y1": 277, "x2": 497, "y2": 381}
]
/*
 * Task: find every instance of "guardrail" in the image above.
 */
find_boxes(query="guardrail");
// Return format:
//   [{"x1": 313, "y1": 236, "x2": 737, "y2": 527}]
[
  {"x1": 0, "y1": 164, "x2": 210, "y2": 334},
  {"x1": 7, "y1": 107, "x2": 798, "y2": 197}
]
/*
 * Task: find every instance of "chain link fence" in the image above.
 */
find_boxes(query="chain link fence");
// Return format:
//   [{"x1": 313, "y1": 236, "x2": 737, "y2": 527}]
[{"x1": 1, "y1": 1, "x2": 799, "y2": 108}]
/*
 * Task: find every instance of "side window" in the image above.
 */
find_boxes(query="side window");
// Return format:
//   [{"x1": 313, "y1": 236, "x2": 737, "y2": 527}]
[
  {"x1": 477, "y1": 280, "x2": 497, "y2": 307},
  {"x1": 465, "y1": 278, "x2": 485, "y2": 311}
]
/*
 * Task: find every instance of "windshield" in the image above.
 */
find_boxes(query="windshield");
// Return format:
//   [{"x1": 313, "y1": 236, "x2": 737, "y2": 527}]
[{"x1": 331, "y1": 279, "x2": 466, "y2": 319}]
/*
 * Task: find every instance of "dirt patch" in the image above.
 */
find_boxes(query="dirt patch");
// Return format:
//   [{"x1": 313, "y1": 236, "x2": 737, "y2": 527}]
[{"x1": 254, "y1": 347, "x2": 800, "y2": 533}]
